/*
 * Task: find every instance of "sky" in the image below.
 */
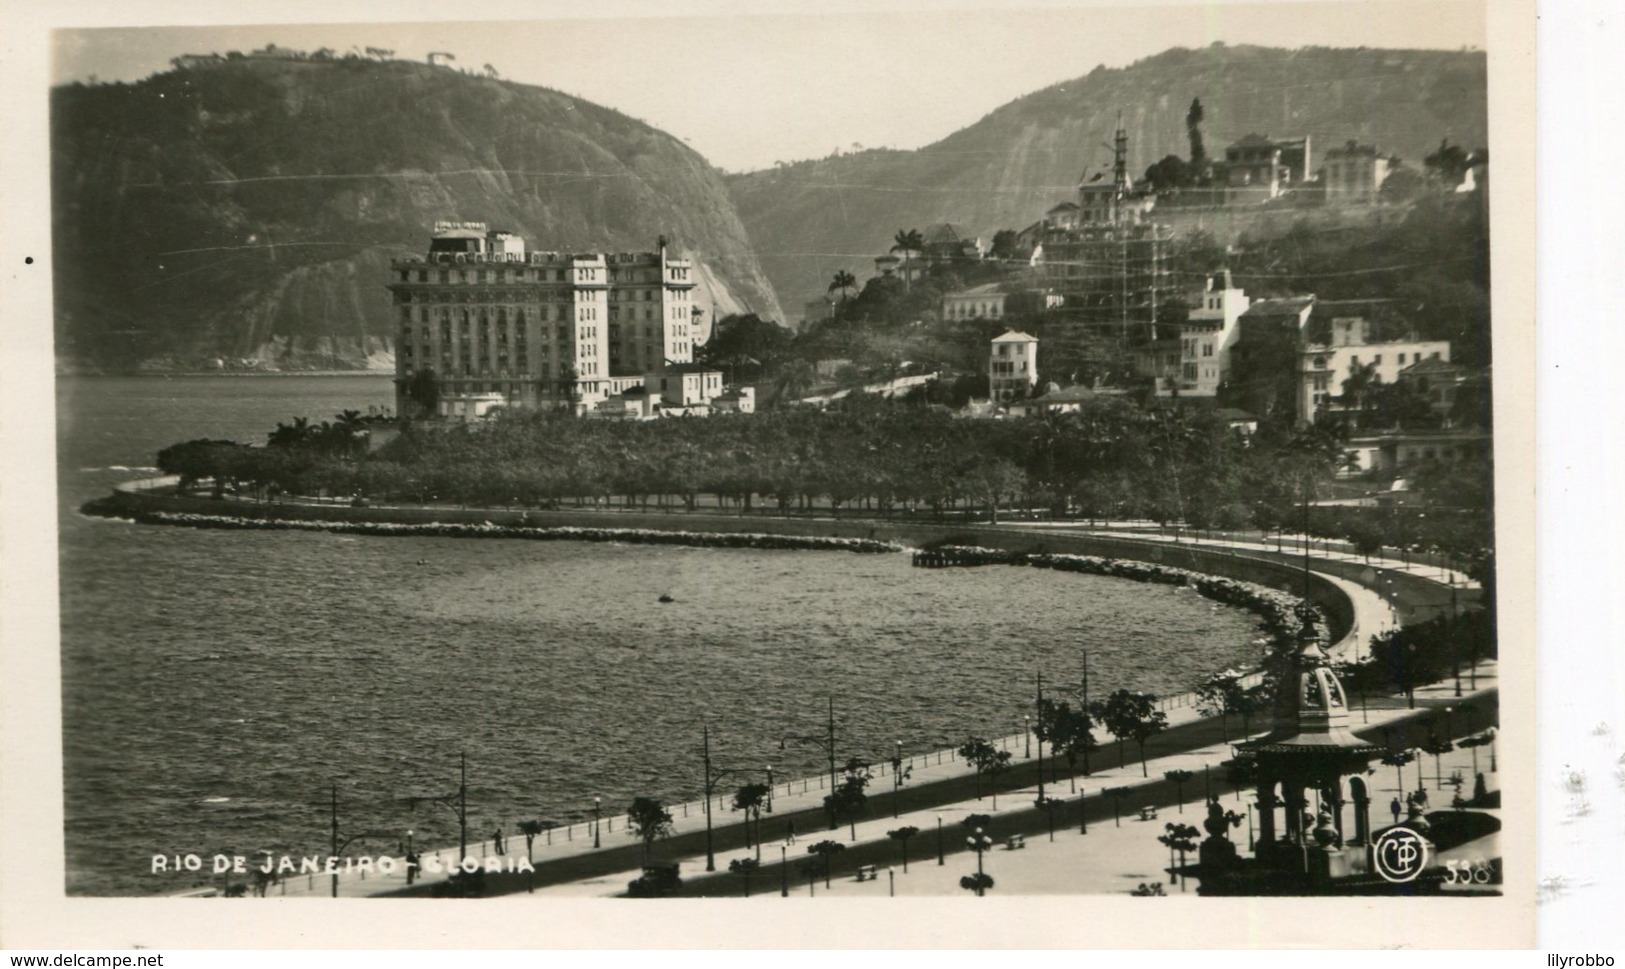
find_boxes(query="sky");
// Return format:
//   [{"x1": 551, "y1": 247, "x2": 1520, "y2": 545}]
[{"x1": 52, "y1": 0, "x2": 1487, "y2": 174}]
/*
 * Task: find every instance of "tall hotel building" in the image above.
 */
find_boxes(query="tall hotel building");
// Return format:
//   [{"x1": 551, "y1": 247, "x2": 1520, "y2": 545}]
[{"x1": 388, "y1": 222, "x2": 701, "y2": 417}]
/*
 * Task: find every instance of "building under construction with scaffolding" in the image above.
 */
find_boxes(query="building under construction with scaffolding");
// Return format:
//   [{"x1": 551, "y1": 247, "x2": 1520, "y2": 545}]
[{"x1": 1034, "y1": 123, "x2": 1177, "y2": 382}]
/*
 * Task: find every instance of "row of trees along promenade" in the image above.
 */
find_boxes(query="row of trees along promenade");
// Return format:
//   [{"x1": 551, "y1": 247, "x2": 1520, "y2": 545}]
[{"x1": 153, "y1": 395, "x2": 1492, "y2": 585}]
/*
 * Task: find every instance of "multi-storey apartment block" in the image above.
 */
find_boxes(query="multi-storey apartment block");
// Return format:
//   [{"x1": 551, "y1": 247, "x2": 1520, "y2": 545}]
[{"x1": 388, "y1": 223, "x2": 700, "y2": 417}]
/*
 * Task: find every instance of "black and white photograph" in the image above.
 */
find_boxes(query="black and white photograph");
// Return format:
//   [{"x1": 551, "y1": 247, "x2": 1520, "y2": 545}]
[{"x1": 1, "y1": 0, "x2": 1548, "y2": 951}]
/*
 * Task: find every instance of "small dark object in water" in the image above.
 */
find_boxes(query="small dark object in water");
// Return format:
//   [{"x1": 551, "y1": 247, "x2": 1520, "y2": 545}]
[{"x1": 658, "y1": 593, "x2": 675, "y2": 603}]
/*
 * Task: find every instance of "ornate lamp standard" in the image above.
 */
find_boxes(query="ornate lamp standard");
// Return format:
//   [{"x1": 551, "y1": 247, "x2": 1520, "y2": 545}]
[
  {"x1": 935, "y1": 811, "x2": 946, "y2": 866},
  {"x1": 592, "y1": 796, "x2": 601, "y2": 849},
  {"x1": 965, "y1": 827, "x2": 994, "y2": 896},
  {"x1": 1023, "y1": 716, "x2": 1032, "y2": 758},
  {"x1": 765, "y1": 766, "x2": 775, "y2": 813},
  {"x1": 779, "y1": 839, "x2": 790, "y2": 897}
]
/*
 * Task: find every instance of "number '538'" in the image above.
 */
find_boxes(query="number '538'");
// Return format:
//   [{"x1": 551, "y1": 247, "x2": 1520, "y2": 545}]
[{"x1": 1444, "y1": 859, "x2": 1495, "y2": 883}]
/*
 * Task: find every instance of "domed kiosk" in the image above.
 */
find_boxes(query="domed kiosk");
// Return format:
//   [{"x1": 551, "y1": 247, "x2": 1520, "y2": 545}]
[{"x1": 1236, "y1": 606, "x2": 1384, "y2": 880}]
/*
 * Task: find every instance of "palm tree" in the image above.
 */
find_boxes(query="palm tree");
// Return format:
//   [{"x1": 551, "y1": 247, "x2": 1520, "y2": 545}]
[
  {"x1": 827, "y1": 270, "x2": 857, "y2": 305},
  {"x1": 891, "y1": 229, "x2": 924, "y2": 290}
]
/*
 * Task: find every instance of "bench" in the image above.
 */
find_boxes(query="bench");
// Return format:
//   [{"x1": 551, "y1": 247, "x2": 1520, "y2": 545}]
[
  {"x1": 855, "y1": 864, "x2": 879, "y2": 882},
  {"x1": 1005, "y1": 834, "x2": 1026, "y2": 850},
  {"x1": 1139, "y1": 806, "x2": 1159, "y2": 822}
]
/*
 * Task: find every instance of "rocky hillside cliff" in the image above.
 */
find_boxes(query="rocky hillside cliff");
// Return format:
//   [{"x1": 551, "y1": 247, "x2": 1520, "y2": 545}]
[
  {"x1": 51, "y1": 58, "x2": 784, "y2": 371},
  {"x1": 728, "y1": 44, "x2": 1487, "y2": 316}
]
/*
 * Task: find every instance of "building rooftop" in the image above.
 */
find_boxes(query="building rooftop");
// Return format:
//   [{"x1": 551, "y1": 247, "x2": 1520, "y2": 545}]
[
  {"x1": 991, "y1": 329, "x2": 1038, "y2": 343},
  {"x1": 1243, "y1": 297, "x2": 1316, "y2": 317},
  {"x1": 921, "y1": 222, "x2": 969, "y2": 244},
  {"x1": 1398, "y1": 357, "x2": 1463, "y2": 376}
]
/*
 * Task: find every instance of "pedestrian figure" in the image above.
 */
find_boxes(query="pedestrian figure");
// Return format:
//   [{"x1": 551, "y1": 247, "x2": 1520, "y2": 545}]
[
  {"x1": 494, "y1": 828, "x2": 505, "y2": 855},
  {"x1": 786, "y1": 820, "x2": 797, "y2": 845},
  {"x1": 1389, "y1": 796, "x2": 1402, "y2": 825}
]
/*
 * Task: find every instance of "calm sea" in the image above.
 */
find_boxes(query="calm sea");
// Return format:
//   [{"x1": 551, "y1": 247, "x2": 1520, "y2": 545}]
[{"x1": 55, "y1": 375, "x2": 1266, "y2": 895}]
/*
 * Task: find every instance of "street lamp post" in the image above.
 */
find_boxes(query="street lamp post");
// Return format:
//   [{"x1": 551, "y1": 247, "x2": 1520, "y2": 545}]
[
  {"x1": 782, "y1": 696, "x2": 840, "y2": 831},
  {"x1": 702, "y1": 724, "x2": 772, "y2": 871},
  {"x1": 327, "y1": 783, "x2": 394, "y2": 898},
  {"x1": 765, "y1": 766, "x2": 774, "y2": 813},
  {"x1": 966, "y1": 827, "x2": 994, "y2": 896},
  {"x1": 780, "y1": 841, "x2": 789, "y2": 897},
  {"x1": 592, "y1": 797, "x2": 601, "y2": 849},
  {"x1": 1023, "y1": 716, "x2": 1032, "y2": 759},
  {"x1": 404, "y1": 752, "x2": 471, "y2": 867},
  {"x1": 936, "y1": 813, "x2": 945, "y2": 865}
]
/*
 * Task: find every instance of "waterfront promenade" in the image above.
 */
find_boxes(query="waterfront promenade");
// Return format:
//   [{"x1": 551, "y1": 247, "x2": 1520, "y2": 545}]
[{"x1": 223, "y1": 524, "x2": 1480, "y2": 899}]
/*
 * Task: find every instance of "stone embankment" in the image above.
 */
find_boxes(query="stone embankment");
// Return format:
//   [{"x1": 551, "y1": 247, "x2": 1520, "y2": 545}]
[
  {"x1": 913, "y1": 545, "x2": 1319, "y2": 645},
  {"x1": 80, "y1": 498, "x2": 903, "y2": 555}
]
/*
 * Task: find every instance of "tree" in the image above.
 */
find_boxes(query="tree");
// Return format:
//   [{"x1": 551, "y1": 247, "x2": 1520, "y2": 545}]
[
  {"x1": 1381, "y1": 749, "x2": 1417, "y2": 802},
  {"x1": 1380, "y1": 165, "x2": 1427, "y2": 205},
  {"x1": 398, "y1": 368, "x2": 441, "y2": 419},
  {"x1": 824, "y1": 758, "x2": 873, "y2": 840},
  {"x1": 1164, "y1": 769, "x2": 1196, "y2": 812},
  {"x1": 957, "y1": 738, "x2": 1012, "y2": 808},
  {"x1": 1143, "y1": 155, "x2": 1191, "y2": 193},
  {"x1": 828, "y1": 270, "x2": 858, "y2": 304},
  {"x1": 887, "y1": 826, "x2": 920, "y2": 872},
  {"x1": 517, "y1": 819, "x2": 545, "y2": 863},
  {"x1": 728, "y1": 856, "x2": 760, "y2": 897},
  {"x1": 731, "y1": 782, "x2": 770, "y2": 856},
  {"x1": 1037, "y1": 698, "x2": 1097, "y2": 791},
  {"x1": 1423, "y1": 138, "x2": 1471, "y2": 185},
  {"x1": 1186, "y1": 98, "x2": 1207, "y2": 174},
  {"x1": 1420, "y1": 735, "x2": 1455, "y2": 788},
  {"x1": 1157, "y1": 822, "x2": 1201, "y2": 889},
  {"x1": 1103, "y1": 786, "x2": 1133, "y2": 827},
  {"x1": 626, "y1": 797, "x2": 675, "y2": 866},
  {"x1": 1194, "y1": 670, "x2": 1247, "y2": 743},
  {"x1": 1367, "y1": 625, "x2": 1449, "y2": 708},
  {"x1": 806, "y1": 839, "x2": 845, "y2": 888},
  {"x1": 1100, "y1": 689, "x2": 1169, "y2": 777},
  {"x1": 891, "y1": 228, "x2": 924, "y2": 290},
  {"x1": 988, "y1": 229, "x2": 1023, "y2": 261}
]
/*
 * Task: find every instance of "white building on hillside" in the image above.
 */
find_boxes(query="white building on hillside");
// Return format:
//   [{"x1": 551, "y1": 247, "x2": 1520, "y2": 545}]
[
  {"x1": 1298, "y1": 316, "x2": 1450, "y2": 424},
  {"x1": 942, "y1": 283, "x2": 1007, "y2": 321},
  {"x1": 990, "y1": 330, "x2": 1038, "y2": 402},
  {"x1": 1161, "y1": 273, "x2": 1250, "y2": 397}
]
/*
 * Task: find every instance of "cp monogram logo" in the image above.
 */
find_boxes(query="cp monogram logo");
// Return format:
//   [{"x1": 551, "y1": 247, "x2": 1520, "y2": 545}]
[{"x1": 1373, "y1": 827, "x2": 1429, "y2": 883}]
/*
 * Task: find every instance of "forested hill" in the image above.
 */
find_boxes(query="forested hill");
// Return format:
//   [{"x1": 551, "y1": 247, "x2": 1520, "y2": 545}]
[
  {"x1": 728, "y1": 44, "x2": 1487, "y2": 315},
  {"x1": 51, "y1": 57, "x2": 784, "y2": 372}
]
